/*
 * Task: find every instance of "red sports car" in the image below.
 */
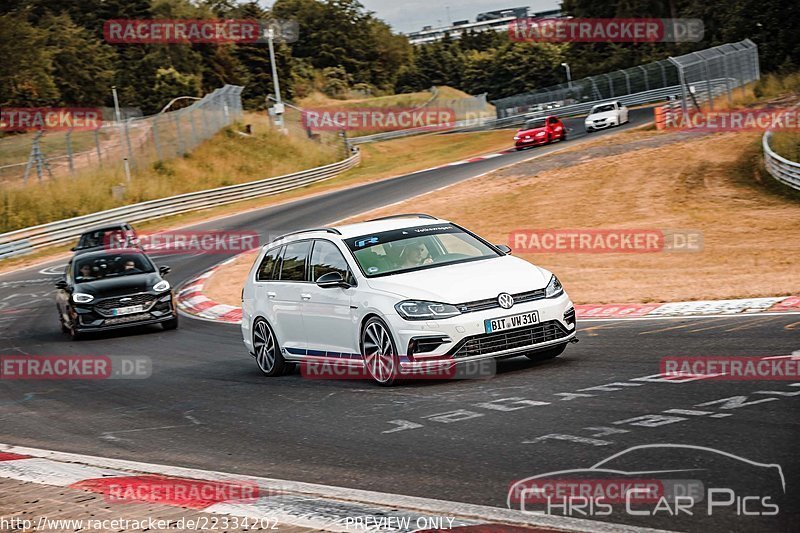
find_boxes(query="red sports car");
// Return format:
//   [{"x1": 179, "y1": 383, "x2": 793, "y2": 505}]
[{"x1": 514, "y1": 115, "x2": 566, "y2": 150}]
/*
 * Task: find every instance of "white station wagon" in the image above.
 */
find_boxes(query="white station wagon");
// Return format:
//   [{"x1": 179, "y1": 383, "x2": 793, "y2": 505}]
[{"x1": 241, "y1": 215, "x2": 577, "y2": 385}]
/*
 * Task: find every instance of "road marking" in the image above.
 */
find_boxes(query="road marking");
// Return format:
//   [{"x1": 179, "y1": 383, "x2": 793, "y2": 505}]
[
  {"x1": 638, "y1": 322, "x2": 694, "y2": 335},
  {"x1": 722, "y1": 316, "x2": 777, "y2": 332}
]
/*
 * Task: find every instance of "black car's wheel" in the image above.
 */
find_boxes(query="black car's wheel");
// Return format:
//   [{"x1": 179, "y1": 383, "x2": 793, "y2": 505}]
[
  {"x1": 361, "y1": 316, "x2": 399, "y2": 386},
  {"x1": 162, "y1": 315, "x2": 179, "y2": 330},
  {"x1": 253, "y1": 318, "x2": 285, "y2": 376},
  {"x1": 525, "y1": 343, "x2": 567, "y2": 361}
]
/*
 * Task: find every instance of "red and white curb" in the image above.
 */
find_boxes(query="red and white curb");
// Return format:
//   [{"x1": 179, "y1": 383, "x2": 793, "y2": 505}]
[
  {"x1": 177, "y1": 255, "x2": 244, "y2": 323},
  {"x1": 178, "y1": 261, "x2": 800, "y2": 325},
  {"x1": 0, "y1": 444, "x2": 667, "y2": 533}
]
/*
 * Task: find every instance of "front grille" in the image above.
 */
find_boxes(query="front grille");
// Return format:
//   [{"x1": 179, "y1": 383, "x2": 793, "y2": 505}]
[
  {"x1": 457, "y1": 289, "x2": 546, "y2": 313},
  {"x1": 450, "y1": 320, "x2": 569, "y2": 359},
  {"x1": 94, "y1": 293, "x2": 157, "y2": 317},
  {"x1": 103, "y1": 313, "x2": 153, "y2": 325}
]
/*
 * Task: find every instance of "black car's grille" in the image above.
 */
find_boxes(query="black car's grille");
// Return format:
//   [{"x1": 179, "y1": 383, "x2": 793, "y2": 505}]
[
  {"x1": 450, "y1": 320, "x2": 569, "y2": 359},
  {"x1": 457, "y1": 289, "x2": 546, "y2": 313},
  {"x1": 94, "y1": 293, "x2": 157, "y2": 317},
  {"x1": 103, "y1": 313, "x2": 153, "y2": 325}
]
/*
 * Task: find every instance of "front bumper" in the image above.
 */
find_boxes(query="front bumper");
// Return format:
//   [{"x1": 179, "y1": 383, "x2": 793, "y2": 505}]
[
  {"x1": 72, "y1": 292, "x2": 176, "y2": 332},
  {"x1": 515, "y1": 136, "x2": 548, "y2": 147},
  {"x1": 386, "y1": 292, "x2": 575, "y2": 370}
]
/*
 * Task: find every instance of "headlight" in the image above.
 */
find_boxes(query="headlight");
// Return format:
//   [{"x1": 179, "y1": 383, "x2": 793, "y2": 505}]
[
  {"x1": 536, "y1": 131, "x2": 546, "y2": 136},
  {"x1": 395, "y1": 300, "x2": 461, "y2": 320},
  {"x1": 153, "y1": 280, "x2": 170, "y2": 292},
  {"x1": 72, "y1": 293, "x2": 94, "y2": 304},
  {"x1": 513, "y1": 136, "x2": 520, "y2": 140},
  {"x1": 545, "y1": 275, "x2": 564, "y2": 298}
]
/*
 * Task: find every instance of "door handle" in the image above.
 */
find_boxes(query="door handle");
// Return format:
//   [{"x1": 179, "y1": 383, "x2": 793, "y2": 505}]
[
  {"x1": 267, "y1": 291, "x2": 277, "y2": 298},
  {"x1": 301, "y1": 293, "x2": 311, "y2": 300}
]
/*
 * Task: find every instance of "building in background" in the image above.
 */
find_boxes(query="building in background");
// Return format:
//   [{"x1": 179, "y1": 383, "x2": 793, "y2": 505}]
[{"x1": 406, "y1": 7, "x2": 561, "y2": 45}]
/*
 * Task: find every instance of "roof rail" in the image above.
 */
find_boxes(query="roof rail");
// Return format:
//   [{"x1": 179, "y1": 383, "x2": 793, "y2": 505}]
[
  {"x1": 365, "y1": 213, "x2": 438, "y2": 222},
  {"x1": 270, "y1": 227, "x2": 342, "y2": 244}
]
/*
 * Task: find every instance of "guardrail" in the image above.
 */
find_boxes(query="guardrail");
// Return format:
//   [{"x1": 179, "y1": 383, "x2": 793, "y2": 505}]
[
  {"x1": 0, "y1": 150, "x2": 361, "y2": 259},
  {"x1": 763, "y1": 131, "x2": 800, "y2": 191}
]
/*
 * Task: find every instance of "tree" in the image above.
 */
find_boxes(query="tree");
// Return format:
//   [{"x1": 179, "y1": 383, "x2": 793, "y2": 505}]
[{"x1": 0, "y1": 14, "x2": 58, "y2": 106}]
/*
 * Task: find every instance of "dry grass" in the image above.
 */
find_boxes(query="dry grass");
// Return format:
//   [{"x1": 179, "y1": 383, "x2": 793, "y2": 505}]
[
  {"x1": 339, "y1": 132, "x2": 800, "y2": 304},
  {"x1": 0, "y1": 113, "x2": 342, "y2": 232}
]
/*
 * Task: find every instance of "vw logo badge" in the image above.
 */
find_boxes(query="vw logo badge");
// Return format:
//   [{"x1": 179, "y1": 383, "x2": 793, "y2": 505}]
[{"x1": 498, "y1": 293, "x2": 514, "y2": 309}]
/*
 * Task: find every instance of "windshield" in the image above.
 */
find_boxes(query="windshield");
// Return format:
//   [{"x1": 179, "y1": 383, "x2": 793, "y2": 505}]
[
  {"x1": 78, "y1": 227, "x2": 131, "y2": 249},
  {"x1": 344, "y1": 225, "x2": 500, "y2": 277},
  {"x1": 523, "y1": 118, "x2": 546, "y2": 129},
  {"x1": 74, "y1": 252, "x2": 154, "y2": 281},
  {"x1": 591, "y1": 104, "x2": 616, "y2": 113}
]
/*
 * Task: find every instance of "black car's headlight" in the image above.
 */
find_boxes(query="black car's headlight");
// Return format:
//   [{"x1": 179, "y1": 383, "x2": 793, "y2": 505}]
[
  {"x1": 395, "y1": 300, "x2": 461, "y2": 320},
  {"x1": 545, "y1": 275, "x2": 564, "y2": 298},
  {"x1": 153, "y1": 280, "x2": 170, "y2": 292},
  {"x1": 72, "y1": 292, "x2": 94, "y2": 304}
]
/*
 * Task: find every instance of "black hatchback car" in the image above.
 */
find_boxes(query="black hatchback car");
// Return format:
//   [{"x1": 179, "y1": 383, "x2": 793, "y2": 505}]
[
  {"x1": 71, "y1": 222, "x2": 139, "y2": 254},
  {"x1": 55, "y1": 249, "x2": 177, "y2": 339}
]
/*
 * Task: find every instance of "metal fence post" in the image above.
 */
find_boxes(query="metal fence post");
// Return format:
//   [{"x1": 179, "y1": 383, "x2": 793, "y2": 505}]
[
  {"x1": 123, "y1": 118, "x2": 136, "y2": 171},
  {"x1": 174, "y1": 113, "x2": 185, "y2": 156},
  {"x1": 152, "y1": 116, "x2": 163, "y2": 161},
  {"x1": 65, "y1": 129, "x2": 75, "y2": 174},
  {"x1": 622, "y1": 69, "x2": 631, "y2": 95},
  {"x1": 638, "y1": 65, "x2": 649, "y2": 91},
  {"x1": 94, "y1": 126, "x2": 103, "y2": 166}
]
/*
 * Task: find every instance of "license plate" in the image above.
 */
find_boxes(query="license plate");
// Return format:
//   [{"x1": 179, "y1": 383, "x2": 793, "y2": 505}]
[
  {"x1": 111, "y1": 305, "x2": 144, "y2": 316},
  {"x1": 485, "y1": 311, "x2": 539, "y2": 333}
]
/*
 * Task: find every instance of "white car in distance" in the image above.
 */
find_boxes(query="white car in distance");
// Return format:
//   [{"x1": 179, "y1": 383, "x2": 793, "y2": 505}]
[
  {"x1": 585, "y1": 101, "x2": 629, "y2": 132},
  {"x1": 241, "y1": 214, "x2": 576, "y2": 385}
]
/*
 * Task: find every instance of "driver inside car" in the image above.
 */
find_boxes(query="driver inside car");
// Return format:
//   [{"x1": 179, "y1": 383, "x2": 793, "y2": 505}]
[{"x1": 400, "y1": 242, "x2": 433, "y2": 268}]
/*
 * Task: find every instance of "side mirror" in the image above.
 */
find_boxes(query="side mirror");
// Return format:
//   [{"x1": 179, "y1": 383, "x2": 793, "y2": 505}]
[
  {"x1": 55, "y1": 279, "x2": 68, "y2": 290},
  {"x1": 316, "y1": 271, "x2": 350, "y2": 289},
  {"x1": 495, "y1": 244, "x2": 512, "y2": 255},
  {"x1": 70, "y1": 246, "x2": 76, "y2": 252},
  {"x1": 159, "y1": 265, "x2": 171, "y2": 275}
]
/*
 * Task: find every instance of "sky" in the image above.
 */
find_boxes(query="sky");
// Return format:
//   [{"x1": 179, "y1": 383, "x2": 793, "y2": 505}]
[{"x1": 259, "y1": 1, "x2": 562, "y2": 34}]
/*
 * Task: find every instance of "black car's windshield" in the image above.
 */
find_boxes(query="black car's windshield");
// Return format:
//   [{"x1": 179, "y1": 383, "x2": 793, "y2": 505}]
[
  {"x1": 74, "y1": 253, "x2": 154, "y2": 281},
  {"x1": 77, "y1": 227, "x2": 129, "y2": 249},
  {"x1": 591, "y1": 104, "x2": 616, "y2": 113},
  {"x1": 344, "y1": 225, "x2": 500, "y2": 277},
  {"x1": 523, "y1": 118, "x2": 546, "y2": 129}
]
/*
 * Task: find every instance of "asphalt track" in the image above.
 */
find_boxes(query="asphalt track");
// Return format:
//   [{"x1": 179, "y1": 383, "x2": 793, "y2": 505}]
[{"x1": 0, "y1": 108, "x2": 798, "y2": 532}]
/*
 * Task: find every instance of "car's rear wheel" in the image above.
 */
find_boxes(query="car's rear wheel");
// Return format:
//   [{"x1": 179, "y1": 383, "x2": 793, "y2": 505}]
[
  {"x1": 525, "y1": 343, "x2": 567, "y2": 361},
  {"x1": 253, "y1": 318, "x2": 285, "y2": 376},
  {"x1": 361, "y1": 317, "x2": 399, "y2": 386}
]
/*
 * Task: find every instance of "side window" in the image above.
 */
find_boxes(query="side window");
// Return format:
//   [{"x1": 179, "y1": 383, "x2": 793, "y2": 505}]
[
  {"x1": 616, "y1": 101, "x2": 622, "y2": 108},
  {"x1": 310, "y1": 240, "x2": 350, "y2": 282},
  {"x1": 279, "y1": 241, "x2": 311, "y2": 282},
  {"x1": 256, "y1": 247, "x2": 280, "y2": 281}
]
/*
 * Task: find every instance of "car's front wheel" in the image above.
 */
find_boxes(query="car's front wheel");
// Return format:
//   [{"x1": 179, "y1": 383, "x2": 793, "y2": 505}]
[
  {"x1": 525, "y1": 343, "x2": 567, "y2": 361},
  {"x1": 361, "y1": 317, "x2": 399, "y2": 386},
  {"x1": 253, "y1": 318, "x2": 285, "y2": 376}
]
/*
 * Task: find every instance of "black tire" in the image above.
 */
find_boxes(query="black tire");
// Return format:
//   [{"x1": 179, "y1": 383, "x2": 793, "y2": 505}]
[
  {"x1": 162, "y1": 315, "x2": 179, "y2": 330},
  {"x1": 253, "y1": 318, "x2": 286, "y2": 377},
  {"x1": 361, "y1": 316, "x2": 399, "y2": 386},
  {"x1": 525, "y1": 343, "x2": 567, "y2": 361}
]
